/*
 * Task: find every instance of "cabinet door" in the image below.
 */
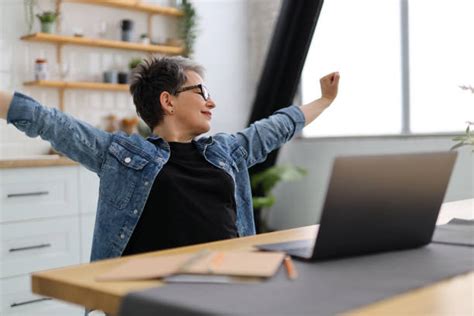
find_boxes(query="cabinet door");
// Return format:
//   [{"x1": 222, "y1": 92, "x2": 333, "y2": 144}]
[
  {"x1": 0, "y1": 217, "x2": 80, "y2": 278},
  {"x1": 80, "y1": 213, "x2": 96, "y2": 263},
  {"x1": 0, "y1": 274, "x2": 83, "y2": 316},
  {"x1": 78, "y1": 166, "x2": 99, "y2": 215},
  {"x1": 0, "y1": 166, "x2": 79, "y2": 223}
]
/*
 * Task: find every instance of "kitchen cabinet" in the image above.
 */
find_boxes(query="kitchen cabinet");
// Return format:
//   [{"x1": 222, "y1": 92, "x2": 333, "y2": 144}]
[
  {"x1": 1, "y1": 274, "x2": 82, "y2": 316},
  {"x1": 0, "y1": 163, "x2": 100, "y2": 315}
]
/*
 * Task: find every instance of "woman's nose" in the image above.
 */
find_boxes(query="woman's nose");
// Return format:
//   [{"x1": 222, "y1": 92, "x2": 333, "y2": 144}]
[{"x1": 206, "y1": 98, "x2": 216, "y2": 109}]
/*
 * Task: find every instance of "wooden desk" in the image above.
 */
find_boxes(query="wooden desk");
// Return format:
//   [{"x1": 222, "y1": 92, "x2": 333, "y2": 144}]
[{"x1": 31, "y1": 199, "x2": 474, "y2": 315}]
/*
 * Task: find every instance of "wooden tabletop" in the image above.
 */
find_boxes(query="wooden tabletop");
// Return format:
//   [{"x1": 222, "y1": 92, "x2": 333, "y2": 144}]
[{"x1": 31, "y1": 199, "x2": 474, "y2": 315}]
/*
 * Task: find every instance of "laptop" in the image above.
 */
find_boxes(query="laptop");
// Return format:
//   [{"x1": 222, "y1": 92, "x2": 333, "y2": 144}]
[{"x1": 257, "y1": 151, "x2": 457, "y2": 260}]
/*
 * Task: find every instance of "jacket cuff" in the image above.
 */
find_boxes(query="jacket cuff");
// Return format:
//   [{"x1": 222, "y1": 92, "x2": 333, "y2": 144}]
[
  {"x1": 275, "y1": 105, "x2": 306, "y2": 134},
  {"x1": 7, "y1": 92, "x2": 38, "y2": 124}
]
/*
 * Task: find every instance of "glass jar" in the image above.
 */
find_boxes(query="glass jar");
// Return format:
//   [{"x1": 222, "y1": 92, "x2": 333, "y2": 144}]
[{"x1": 34, "y1": 58, "x2": 48, "y2": 81}]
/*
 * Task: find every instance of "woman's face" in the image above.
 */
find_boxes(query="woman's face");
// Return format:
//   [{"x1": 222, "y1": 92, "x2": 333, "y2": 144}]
[{"x1": 172, "y1": 71, "x2": 216, "y2": 137}]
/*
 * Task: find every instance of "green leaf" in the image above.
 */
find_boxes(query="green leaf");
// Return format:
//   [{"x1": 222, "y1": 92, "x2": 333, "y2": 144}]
[
  {"x1": 450, "y1": 141, "x2": 466, "y2": 151},
  {"x1": 36, "y1": 11, "x2": 58, "y2": 23},
  {"x1": 252, "y1": 195, "x2": 276, "y2": 209},
  {"x1": 251, "y1": 165, "x2": 307, "y2": 194},
  {"x1": 128, "y1": 57, "x2": 143, "y2": 70},
  {"x1": 179, "y1": 1, "x2": 198, "y2": 57}
]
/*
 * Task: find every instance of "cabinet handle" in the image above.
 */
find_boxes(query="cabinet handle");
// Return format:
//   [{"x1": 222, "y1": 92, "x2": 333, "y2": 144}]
[
  {"x1": 7, "y1": 191, "x2": 49, "y2": 198},
  {"x1": 10, "y1": 297, "x2": 52, "y2": 308},
  {"x1": 9, "y1": 243, "x2": 52, "y2": 252}
]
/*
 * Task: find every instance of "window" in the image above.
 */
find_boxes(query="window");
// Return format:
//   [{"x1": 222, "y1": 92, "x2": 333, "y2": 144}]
[
  {"x1": 302, "y1": 0, "x2": 474, "y2": 137},
  {"x1": 409, "y1": 0, "x2": 474, "y2": 133}
]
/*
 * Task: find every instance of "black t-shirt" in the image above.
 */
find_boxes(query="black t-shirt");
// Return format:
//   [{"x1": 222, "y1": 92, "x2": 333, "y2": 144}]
[{"x1": 123, "y1": 141, "x2": 238, "y2": 255}]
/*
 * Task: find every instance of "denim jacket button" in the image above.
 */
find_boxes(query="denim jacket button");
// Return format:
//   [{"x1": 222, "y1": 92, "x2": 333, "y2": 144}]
[
  {"x1": 144, "y1": 181, "x2": 149, "y2": 186},
  {"x1": 124, "y1": 157, "x2": 131, "y2": 163},
  {"x1": 133, "y1": 209, "x2": 138, "y2": 215},
  {"x1": 120, "y1": 233, "x2": 125, "y2": 239},
  {"x1": 219, "y1": 161, "x2": 225, "y2": 167}
]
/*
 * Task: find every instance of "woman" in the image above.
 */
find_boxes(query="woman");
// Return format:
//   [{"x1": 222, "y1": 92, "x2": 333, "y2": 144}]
[{"x1": 0, "y1": 56, "x2": 339, "y2": 261}]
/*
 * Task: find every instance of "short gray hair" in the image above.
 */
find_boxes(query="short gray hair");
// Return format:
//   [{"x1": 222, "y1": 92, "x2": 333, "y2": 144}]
[{"x1": 130, "y1": 56, "x2": 206, "y2": 129}]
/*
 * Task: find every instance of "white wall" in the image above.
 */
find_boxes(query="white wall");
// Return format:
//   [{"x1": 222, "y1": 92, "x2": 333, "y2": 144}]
[{"x1": 191, "y1": 0, "x2": 250, "y2": 134}]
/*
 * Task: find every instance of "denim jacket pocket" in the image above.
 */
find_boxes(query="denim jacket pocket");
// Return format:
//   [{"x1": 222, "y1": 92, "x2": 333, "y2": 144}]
[{"x1": 100, "y1": 142, "x2": 149, "y2": 209}]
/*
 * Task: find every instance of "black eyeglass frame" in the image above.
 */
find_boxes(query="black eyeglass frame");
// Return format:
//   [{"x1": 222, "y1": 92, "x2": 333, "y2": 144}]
[{"x1": 174, "y1": 84, "x2": 210, "y2": 101}]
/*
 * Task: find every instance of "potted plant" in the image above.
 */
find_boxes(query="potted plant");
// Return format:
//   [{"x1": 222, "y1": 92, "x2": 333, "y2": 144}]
[
  {"x1": 126, "y1": 57, "x2": 144, "y2": 84},
  {"x1": 451, "y1": 85, "x2": 474, "y2": 151},
  {"x1": 36, "y1": 11, "x2": 59, "y2": 34},
  {"x1": 140, "y1": 33, "x2": 150, "y2": 45},
  {"x1": 128, "y1": 57, "x2": 143, "y2": 71},
  {"x1": 251, "y1": 165, "x2": 307, "y2": 232},
  {"x1": 178, "y1": 0, "x2": 198, "y2": 57}
]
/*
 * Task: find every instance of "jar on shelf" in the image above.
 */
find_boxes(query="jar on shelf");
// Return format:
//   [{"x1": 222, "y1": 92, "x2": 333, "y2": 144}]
[
  {"x1": 120, "y1": 19, "x2": 134, "y2": 42},
  {"x1": 34, "y1": 58, "x2": 48, "y2": 81}
]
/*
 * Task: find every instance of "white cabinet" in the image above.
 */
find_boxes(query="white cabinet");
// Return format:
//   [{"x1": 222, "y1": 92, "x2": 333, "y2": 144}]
[
  {"x1": 0, "y1": 164, "x2": 99, "y2": 315},
  {"x1": 0, "y1": 167, "x2": 79, "y2": 223},
  {"x1": 78, "y1": 167, "x2": 99, "y2": 215},
  {"x1": 0, "y1": 217, "x2": 81, "y2": 278},
  {"x1": 78, "y1": 167, "x2": 99, "y2": 263},
  {"x1": 80, "y1": 213, "x2": 96, "y2": 263},
  {"x1": 0, "y1": 275, "x2": 82, "y2": 316}
]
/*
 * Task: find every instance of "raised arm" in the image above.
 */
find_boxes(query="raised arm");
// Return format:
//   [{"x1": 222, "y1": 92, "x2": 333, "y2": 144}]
[
  {"x1": 2, "y1": 90, "x2": 112, "y2": 174},
  {"x1": 233, "y1": 72, "x2": 340, "y2": 168},
  {"x1": 0, "y1": 90, "x2": 13, "y2": 119},
  {"x1": 300, "y1": 72, "x2": 339, "y2": 126}
]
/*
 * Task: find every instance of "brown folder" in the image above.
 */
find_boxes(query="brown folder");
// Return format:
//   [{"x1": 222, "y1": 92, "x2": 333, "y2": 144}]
[{"x1": 96, "y1": 250, "x2": 285, "y2": 282}]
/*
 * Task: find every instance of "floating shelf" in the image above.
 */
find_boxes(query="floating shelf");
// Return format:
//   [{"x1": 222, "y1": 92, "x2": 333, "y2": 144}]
[
  {"x1": 62, "y1": 0, "x2": 184, "y2": 17},
  {"x1": 24, "y1": 80, "x2": 130, "y2": 92},
  {"x1": 21, "y1": 33, "x2": 184, "y2": 55}
]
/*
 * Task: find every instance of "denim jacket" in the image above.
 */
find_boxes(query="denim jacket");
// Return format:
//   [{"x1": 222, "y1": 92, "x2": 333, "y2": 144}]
[{"x1": 7, "y1": 92, "x2": 306, "y2": 261}]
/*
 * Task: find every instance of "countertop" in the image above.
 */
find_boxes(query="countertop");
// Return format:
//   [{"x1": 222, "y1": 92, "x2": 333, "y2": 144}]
[{"x1": 0, "y1": 155, "x2": 78, "y2": 169}]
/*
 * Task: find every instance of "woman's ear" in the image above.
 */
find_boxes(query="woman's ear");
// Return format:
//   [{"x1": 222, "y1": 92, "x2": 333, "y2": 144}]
[{"x1": 159, "y1": 91, "x2": 175, "y2": 115}]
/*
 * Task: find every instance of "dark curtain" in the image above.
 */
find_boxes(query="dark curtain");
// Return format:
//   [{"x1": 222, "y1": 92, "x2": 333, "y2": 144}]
[{"x1": 249, "y1": 0, "x2": 325, "y2": 232}]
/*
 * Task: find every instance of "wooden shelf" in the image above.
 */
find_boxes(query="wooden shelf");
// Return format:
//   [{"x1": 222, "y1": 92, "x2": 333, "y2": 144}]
[
  {"x1": 24, "y1": 80, "x2": 130, "y2": 92},
  {"x1": 21, "y1": 33, "x2": 184, "y2": 55},
  {"x1": 62, "y1": 0, "x2": 184, "y2": 17}
]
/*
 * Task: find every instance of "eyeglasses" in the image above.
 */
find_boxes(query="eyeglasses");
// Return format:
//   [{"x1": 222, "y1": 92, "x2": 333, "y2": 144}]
[{"x1": 175, "y1": 84, "x2": 211, "y2": 101}]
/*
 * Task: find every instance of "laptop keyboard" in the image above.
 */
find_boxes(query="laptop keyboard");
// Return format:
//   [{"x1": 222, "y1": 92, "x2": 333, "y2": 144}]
[{"x1": 256, "y1": 239, "x2": 315, "y2": 258}]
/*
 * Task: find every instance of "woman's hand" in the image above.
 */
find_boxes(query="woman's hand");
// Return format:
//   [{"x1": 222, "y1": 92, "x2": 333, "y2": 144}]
[
  {"x1": 320, "y1": 71, "x2": 340, "y2": 104},
  {"x1": 300, "y1": 72, "x2": 340, "y2": 126}
]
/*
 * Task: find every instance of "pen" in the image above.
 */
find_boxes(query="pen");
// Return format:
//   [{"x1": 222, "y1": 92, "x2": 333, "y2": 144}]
[
  {"x1": 284, "y1": 255, "x2": 298, "y2": 280},
  {"x1": 208, "y1": 252, "x2": 225, "y2": 273}
]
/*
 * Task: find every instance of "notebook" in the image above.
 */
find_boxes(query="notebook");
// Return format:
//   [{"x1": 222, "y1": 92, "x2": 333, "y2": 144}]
[
  {"x1": 257, "y1": 151, "x2": 457, "y2": 261},
  {"x1": 96, "y1": 250, "x2": 285, "y2": 282}
]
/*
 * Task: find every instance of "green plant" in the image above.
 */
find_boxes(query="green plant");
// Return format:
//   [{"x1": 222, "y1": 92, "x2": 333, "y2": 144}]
[
  {"x1": 128, "y1": 57, "x2": 143, "y2": 70},
  {"x1": 451, "y1": 85, "x2": 474, "y2": 151},
  {"x1": 36, "y1": 11, "x2": 59, "y2": 23},
  {"x1": 451, "y1": 122, "x2": 474, "y2": 151},
  {"x1": 251, "y1": 165, "x2": 307, "y2": 232},
  {"x1": 179, "y1": 0, "x2": 198, "y2": 57}
]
